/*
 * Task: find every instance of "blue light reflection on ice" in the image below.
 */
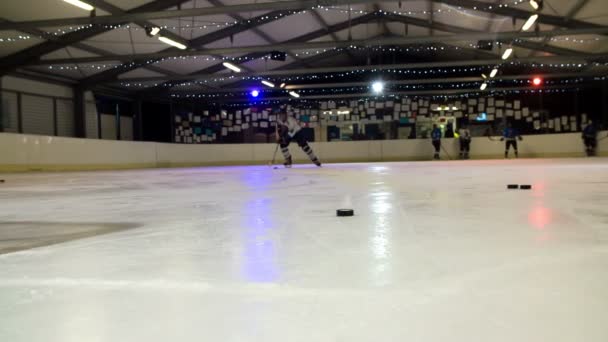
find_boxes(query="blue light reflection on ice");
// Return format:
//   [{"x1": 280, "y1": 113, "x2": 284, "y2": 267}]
[{"x1": 241, "y1": 171, "x2": 280, "y2": 283}]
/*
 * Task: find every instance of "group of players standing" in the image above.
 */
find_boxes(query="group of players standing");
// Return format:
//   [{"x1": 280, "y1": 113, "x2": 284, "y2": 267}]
[
  {"x1": 275, "y1": 109, "x2": 602, "y2": 167},
  {"x1": 430, "y1": 120, "x2": 600, "y2": 160},
  {"x1": 430, "y1": 122, "x2": 523, "y2": 160}
]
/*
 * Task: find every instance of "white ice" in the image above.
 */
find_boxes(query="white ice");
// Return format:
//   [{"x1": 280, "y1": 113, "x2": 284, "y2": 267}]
[{"x1": 1, "y1": 159, "x2": 608, "y2": 342}]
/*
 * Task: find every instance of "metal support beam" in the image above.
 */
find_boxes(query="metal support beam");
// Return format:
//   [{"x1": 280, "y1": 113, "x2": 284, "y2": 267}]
[
  {"x1": 38, "y1": 27, "x2": 608, "y2": 65},
  {"x1": 116, "y1": 55, "x2": 604, "y2": 83},
  {"x1": 0, "y1": 0, "x2": 396, "y2": 30},
  {"x1": 139, "y1": 12, "x2": 380, "y2": 93},
  {"x1": 527, "y1": 0, "x2": 592, "y2": 57},
  {"x1": 79, "y1": 9, "x2": 294, "y2": 86},
  {"x1": 73, "y1": 87, "x2": 86, "y2": 138},
  {"x1": 383, "y1": 13, "x2": 589, "y2": 57},
  {"x1": 433, "y1": 0, "x2": 603, "y2": 29},
  {"x1": 310, "y1": 10, "x2": 358, "y2": 63},
  {"x1": 0, "y1": 0, "x2": 190, "y2": 75}
]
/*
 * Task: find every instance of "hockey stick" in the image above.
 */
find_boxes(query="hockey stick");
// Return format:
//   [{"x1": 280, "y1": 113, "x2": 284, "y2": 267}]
[{"x1": 268, "y1": 143, "x2": 279, "y2": 167}]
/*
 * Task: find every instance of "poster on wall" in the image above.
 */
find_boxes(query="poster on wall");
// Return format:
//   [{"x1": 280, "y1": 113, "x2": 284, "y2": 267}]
[
  {"x1": 522, "y1": 108, "x2": 529, "y2": 117},
  {"x1": 468, "y1": 106, "x2": 474, "y2": 114},
  {"x1": 526, "y1": 116, "x2": 533, "y2": 122},
  {"x1": 487, "y1": 107, "x2": 495, "y2": 114},
  {"x1": 488, "y1": 98, "x2": 495, "y2": 107},
  {"x1": 376, "y1": 102, "x2": 385, "y2": 109},
  {"x1": 514, "y1": 100, "x2": 521, "y2": 110},
  {"x1": 412, "y1": 102, "x2": 418, "y2": 111},
  {"x1": 561, "y1": 116, "x2": 568, "y2": 125},
  {"x1": 534, "y1": 120, "x2": 541, "y2": 130},
  {"x1": 506, "y1": 109, "x2": 514, "y2": 117},
  {"x1": 321, "y1": 102, "x2": 328, "y2": 110},
  {"x1": 455, "y1": 111, "x2": 463, "y2": 118},
  {"x1": 496, "y1": 100, "x2": 505, "y2": 107},
  {"x1": 533, "y1": 111, "x2": 540, "y2": 118},
  {"x1": 477, "y1": 103, "x2": 484, "y2": 112},
  {"x1": 515, "y1": 111, "x2": 522, "y2": 120},
  {"x1": 468, "y1": 99, "x2": 477, "y2": 106},
  {"x1": 506, "y1": 102, "x2": 513, "y2": 109},
  {"x1": 387, "y1": 101, "x2": 394, "y2": 108}
]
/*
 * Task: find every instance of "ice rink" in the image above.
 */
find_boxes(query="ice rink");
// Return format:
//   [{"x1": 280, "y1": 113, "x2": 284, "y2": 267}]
[{"x1": 1, "y1": 158, "x2": 608, "y2": 342}]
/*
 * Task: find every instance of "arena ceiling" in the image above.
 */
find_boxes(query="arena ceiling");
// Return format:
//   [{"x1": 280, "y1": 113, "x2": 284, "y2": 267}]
[{"x1": 0, "y1": 0, "x2": 607, "y2": 100}]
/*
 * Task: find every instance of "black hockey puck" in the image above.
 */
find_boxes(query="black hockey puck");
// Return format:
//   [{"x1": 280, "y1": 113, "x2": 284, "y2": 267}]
[
  {"x1": 0, "y1": 179, "x2": 4, "y2": 183},
  {"x1": 507, "y1": 184, "x2": 518, "y2": 189},
  {"x1": 337, "y1": 209, "x2": 354, "y2": 217},
  {"x1": 519, "y1": 185, "x2": 532, "y2": 190}
]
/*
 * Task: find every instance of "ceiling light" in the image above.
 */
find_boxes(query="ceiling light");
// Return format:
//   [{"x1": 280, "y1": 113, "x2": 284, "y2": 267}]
[
  {"x1": 480, "y1": 83, "x2": 488, "y2": 90},
  {"x1": 261, "y1": 80, "x2": 275, "y2": 88},
  {"x1": 372, "y1": 81, "x2": 384, "y2": 94},
  {"x1": 502, "y1": 47, "x2": 513, "y2": 60},
  {"x1": 522, "y1": 14, "x2": 539, "y2": 31},
  {"x1": 146, "y1": 26, "x2": 161, "y2": 37},
  {"x1": 481, "y1": 73, "x2": 488, "y2": 79},
  {"x1": 452, "y1": 106, "x2": 458, "y2": 110},
  {"x1": 222, "y1": 62, "x2": 241, "y2": 73},
  {"x1": 490, "y1": 68, "x2": 498, "y2": 78},
  {"x1": 533, "y1": 77, "x2": 542, "y2": 86},
  {"x1": 158, "y1": 36, "x2": 187, "y2": 50},
  {"x1": 250, "y1": 90, "x2": 259, "y2": 97},
  {"x1": 289, "y1": 91, "x2": 300, "y2": 98},
  {"x1": 63, "y1": 0, "x2": 94, "y2": 11},
  {"x1": 529, "y1": 0, "x2": 540, "y2": 10},
  {"x1": 279, "y1": 83, "x2": 286, "y2": 88}
]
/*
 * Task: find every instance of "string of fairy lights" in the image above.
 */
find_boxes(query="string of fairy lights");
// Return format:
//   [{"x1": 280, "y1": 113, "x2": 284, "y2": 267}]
[
  {"x1": 164, "y1": 76, "x2": 601, "y2": 100},
  {"x1": 175, "y1": 87, "x2": 584, "y2": 109},
  {"x1": 117, "y1": 61, "x2": 599, "y2": 89},
  {"x1": 0, "y1": 0, "x2": 534, "y2": 42}
]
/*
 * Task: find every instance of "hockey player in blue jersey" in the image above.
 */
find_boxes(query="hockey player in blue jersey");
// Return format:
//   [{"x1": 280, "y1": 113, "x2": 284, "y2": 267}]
[
  {"x1": 501, "y1": 122, "x2": 523, "y2": 158},
  {"x1": 431, "y1": 124, "x2": 442, "y2": 160},
  {"x1": 582, "y1": 120, "x2": 597, "y2": 156}
]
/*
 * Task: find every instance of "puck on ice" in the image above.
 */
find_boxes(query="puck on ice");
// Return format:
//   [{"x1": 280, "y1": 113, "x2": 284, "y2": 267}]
[
  {"x1": 337, "y1": 209, "x2": 354, "y2": 217},
  {"x1": 507, "y1": 184, "x2": 518, "y2": 189},
  {"x1": 519, "y1": 185, "x2": 532, "y2": 190}
]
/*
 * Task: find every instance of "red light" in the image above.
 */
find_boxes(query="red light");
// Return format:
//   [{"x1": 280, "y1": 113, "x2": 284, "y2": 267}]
[{"x1": 533, "y1": 77, "x2": 542, "y2": 86}]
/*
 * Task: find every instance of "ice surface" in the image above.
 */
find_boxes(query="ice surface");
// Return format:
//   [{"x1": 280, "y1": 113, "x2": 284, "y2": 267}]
[{"x1": 1, "y1": 159, "x2": 608, "y2": 342}]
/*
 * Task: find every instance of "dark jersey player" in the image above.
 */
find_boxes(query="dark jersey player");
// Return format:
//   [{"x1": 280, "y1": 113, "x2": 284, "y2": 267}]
[
  {"x1": 501, "y1": 122, "x2": 523, "y2": 158},
  {"x1": 431, "y1": 124, "x2": 442, "y2": 160},
  {"x1": 275, "y1": 112, "x2": 321, "y2": 167},
  {"x1": 582, "y1": 121, "x2": 597, "y2": 157}
]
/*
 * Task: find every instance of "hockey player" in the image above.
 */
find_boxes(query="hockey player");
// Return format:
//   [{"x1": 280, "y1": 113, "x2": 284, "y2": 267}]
[
  {"x1": 582, "y1": 120, "x2": 597, "y2": 156},
  {"x1": 501, "y1": 122, "x2": 522, "y2": 158},
  {"x1": 458, "y1": 125, "x2": 472, "y2": 159},
  {"x1": 275, "y1": 111, "x2": 321, "y2": 167},
  {"x1": 431, "y1": 124, "x2": 442, "y2": 160}
]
